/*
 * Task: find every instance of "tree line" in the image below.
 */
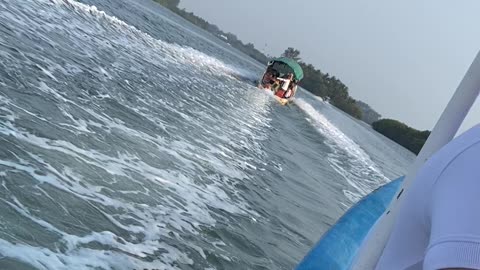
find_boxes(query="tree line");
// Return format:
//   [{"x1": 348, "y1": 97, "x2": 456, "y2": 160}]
[
  {"x1": 372, "y1": 119, "x2": 430, "y2": 154},
  {"x1": 281, "y1": 48, "x2": 363, "y2": 119},
  {"x1": 153, "y1": 0, "x2": 430, "y2": 154}
]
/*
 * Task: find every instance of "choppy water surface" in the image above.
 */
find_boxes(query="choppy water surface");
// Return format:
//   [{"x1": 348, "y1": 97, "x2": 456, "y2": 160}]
[{"x1": 0, "y1": 0, "x2": 415, "y2": 269}]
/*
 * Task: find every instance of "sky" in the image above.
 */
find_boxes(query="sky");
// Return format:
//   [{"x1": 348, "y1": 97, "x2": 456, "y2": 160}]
[{"x1": 179, "y1": 0, "x2": 480, "y2": 132}]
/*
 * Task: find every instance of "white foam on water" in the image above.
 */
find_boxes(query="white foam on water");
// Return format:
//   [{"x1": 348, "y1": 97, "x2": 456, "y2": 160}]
[
  {"x1": 0, "y1": 125, "x2": 240, "y2": 268},
  {"x1": 0, "y1": 237, "x2": 185, "y2": 270},
  {"x1": 0, "y1": 86, "x2": 268, "y2": 269},
  {"x1": 0, "y1": 0, "x2": 279, "y2": 269},
  {"x1": 295, "y1": 98, "x2": 388, "y2": 202},
  {"x1": 45, "y1": 0, "x2": 254, "y2": 81}
]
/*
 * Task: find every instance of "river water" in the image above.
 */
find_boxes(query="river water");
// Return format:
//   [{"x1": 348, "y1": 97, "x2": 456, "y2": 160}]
[{"x1": 0, "y1": 0, "x2": 415, "y2": 269}]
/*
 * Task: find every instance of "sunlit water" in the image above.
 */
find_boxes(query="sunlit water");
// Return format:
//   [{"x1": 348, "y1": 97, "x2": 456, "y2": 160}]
[{"x1": 0, "y1": 0, "x2": 415, "y2": 269}]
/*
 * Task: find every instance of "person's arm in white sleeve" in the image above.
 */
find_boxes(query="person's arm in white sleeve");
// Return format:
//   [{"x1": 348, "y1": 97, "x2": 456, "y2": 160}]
[{"x1": 424, "y1": 142, "x2": 480, "y2": 270}]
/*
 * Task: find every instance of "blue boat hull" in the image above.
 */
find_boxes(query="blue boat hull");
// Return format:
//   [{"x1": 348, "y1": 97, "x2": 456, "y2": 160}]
[{"x1": 296, "y1": 177, "x2": 404, "y2": 270}]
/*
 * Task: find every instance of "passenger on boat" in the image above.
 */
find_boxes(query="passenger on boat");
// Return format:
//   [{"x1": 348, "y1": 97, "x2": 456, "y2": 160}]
[
  {"x1": 275, "y1": 80, "x2": 296, "y2": 99},
  {"x1": 284, "y1": 81, "x2": 297, "y2": 98},
  {"x1": 263, "y1": 71, "x2": 277, "y2": 86},
  {"x1": 278, "y1": 73, "x2": 293, "y2": 91},
  {"x1": 273, "y1": 73, "x2": 294, "y2": 98},
  {"x1": 260, "y1": 68, "x2": 278, "y2": 89}
]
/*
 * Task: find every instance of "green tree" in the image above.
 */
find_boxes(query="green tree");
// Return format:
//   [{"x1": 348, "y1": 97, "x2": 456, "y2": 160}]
[
  {"x1": 356, "y1": 100, "x2": 381, "y2": 125},
  {"x1": 154, "y1": 0, "x2": 179, "y2": 8},
  {"x1": 281, "y1": 47, "x2": 301, "y2": 61},
  {"x1": 372, "y1": 119, "x2": 431, "y2": 154}
]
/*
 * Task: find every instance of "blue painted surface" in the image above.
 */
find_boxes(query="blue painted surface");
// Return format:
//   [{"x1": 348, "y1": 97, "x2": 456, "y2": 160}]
[{"x1": 296, "y1": 177, "x2": 404, "y2": 270}]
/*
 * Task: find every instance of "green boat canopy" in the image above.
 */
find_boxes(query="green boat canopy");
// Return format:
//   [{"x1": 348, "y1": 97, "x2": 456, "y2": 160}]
[{"x1": 269, "y1": 57, "x2": 304, "y2": 81}]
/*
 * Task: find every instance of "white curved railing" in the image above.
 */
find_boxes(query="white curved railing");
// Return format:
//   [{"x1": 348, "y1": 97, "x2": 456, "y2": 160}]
[{"x1": 352, "y1": 50, "x2": 480, "y2": 269}]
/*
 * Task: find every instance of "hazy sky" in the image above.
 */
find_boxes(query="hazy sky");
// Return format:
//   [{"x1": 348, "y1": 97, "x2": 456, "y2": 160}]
[{"x1": 179, "y1": 0, "x2": 480, "y2": 132}]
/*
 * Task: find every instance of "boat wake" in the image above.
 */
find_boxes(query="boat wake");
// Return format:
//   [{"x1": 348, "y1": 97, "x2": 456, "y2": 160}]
[
  {"x1": 0, "y1": 0, "x2": 271, "y2": 269},
  {"x1": 294, "y1": 98, "x2": 388, "y2": 203},
  {"x1": 0, "y1": 0, "x2": 414, "y2": 269}
]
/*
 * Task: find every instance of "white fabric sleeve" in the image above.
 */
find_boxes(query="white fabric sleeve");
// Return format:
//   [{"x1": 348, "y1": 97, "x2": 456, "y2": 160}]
[{"x1": 424, "y1": 142, "x2": 480, "y2": 270}]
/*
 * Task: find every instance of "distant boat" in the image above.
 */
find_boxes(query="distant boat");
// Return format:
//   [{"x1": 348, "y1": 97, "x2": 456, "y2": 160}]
[{"x1": 258, "y1": 57, "x2": 304, "y2": 105}]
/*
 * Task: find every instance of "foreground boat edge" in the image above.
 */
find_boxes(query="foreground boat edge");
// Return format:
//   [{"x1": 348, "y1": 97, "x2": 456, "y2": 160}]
[{"x1": 295, "y1": 176, "x2": 404, "y2": 270}]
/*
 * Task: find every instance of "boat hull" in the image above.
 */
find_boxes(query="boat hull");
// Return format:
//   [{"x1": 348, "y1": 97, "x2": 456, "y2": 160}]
[
  {"x1": 295, "y1": 177, "x2": 404, "y2": 270},
  {"x1": 275, "y1": 96, "x2": 289, "y2": 105},
  {"x1": 258, "y1": 84, "x2": 290, "y2": 106}
]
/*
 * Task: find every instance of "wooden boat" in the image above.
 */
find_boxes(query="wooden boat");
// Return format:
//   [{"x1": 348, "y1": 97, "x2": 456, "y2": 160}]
[{"x1": 258, "y1": 57, "x2": 304, "y2": 105}]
